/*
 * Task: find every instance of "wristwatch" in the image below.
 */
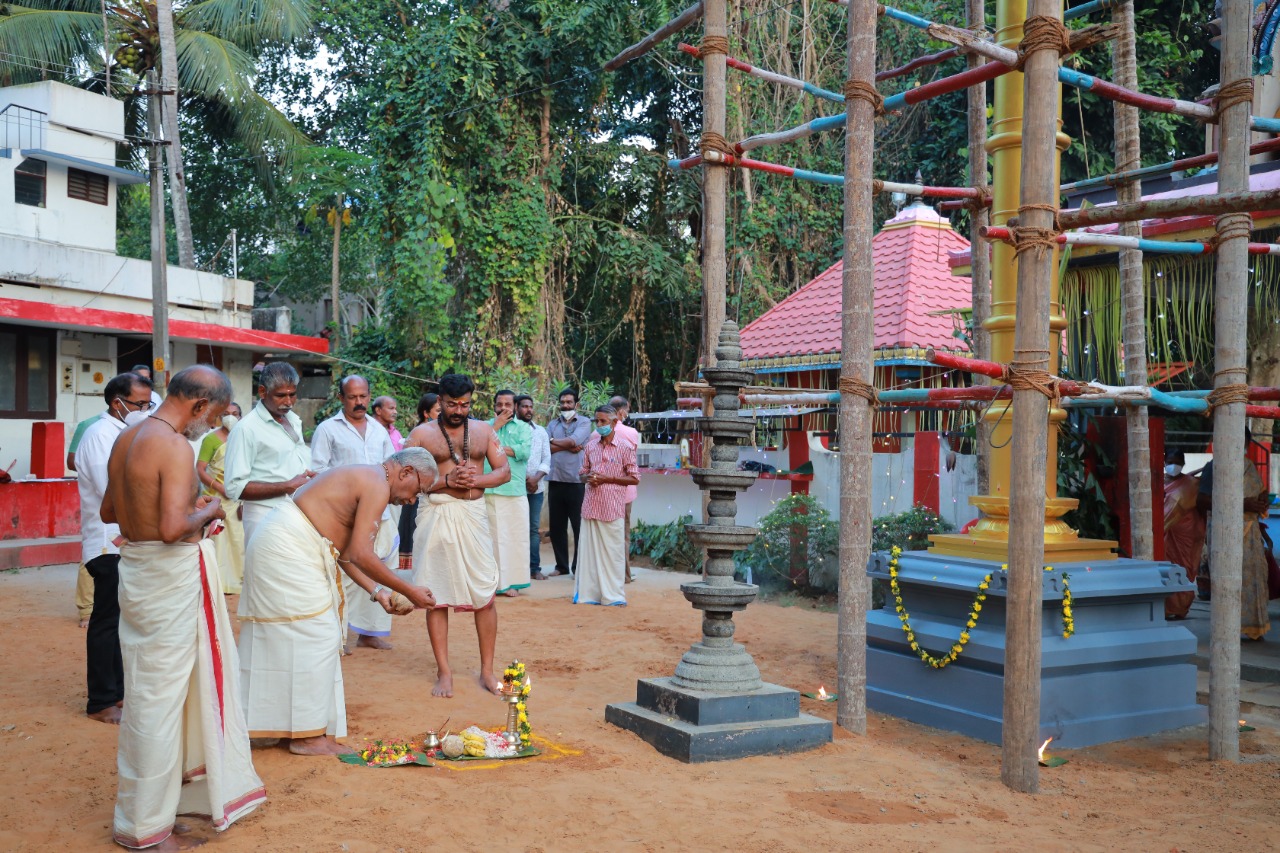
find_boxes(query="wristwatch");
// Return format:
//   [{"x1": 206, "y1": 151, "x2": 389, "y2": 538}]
[{"x1": 369, "y1": 583, "x2": 385, "y2": 602}]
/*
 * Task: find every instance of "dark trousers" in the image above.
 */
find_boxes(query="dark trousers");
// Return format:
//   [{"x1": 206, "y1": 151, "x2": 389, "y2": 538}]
[
  {"x1": 528, "y1": 490, "x2": 545, "y2": 570},
  {"x1": 85, "y1": 554, "x2": 124, "y2": 714},
  {"x1": 547, "y1": 481, "x2": 585, "y2": 574}
]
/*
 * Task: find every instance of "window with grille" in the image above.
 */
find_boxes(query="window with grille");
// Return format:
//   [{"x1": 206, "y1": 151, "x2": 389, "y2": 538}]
[
  {"x1": 0, "y1": 325, "x2": 56, "y2": 419},
  {"x1": 67, "y1": 167, "x2": 109, "y2": 205},
  {"x1": 14, "y1": 158, "x2": 46, "y2": 207}
]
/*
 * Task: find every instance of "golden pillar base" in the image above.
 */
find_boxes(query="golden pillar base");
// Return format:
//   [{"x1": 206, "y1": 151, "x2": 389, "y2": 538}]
[{"x1": 929, "y1": 496, "x2": 1118, "y2": 562}]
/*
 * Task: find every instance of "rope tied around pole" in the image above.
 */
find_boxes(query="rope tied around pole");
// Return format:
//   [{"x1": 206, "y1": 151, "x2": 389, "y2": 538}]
[
  {"x1": 1214, "y1": 78, "x2": 1254, "y2": 119},
  {"x1": 967, "y1": 184, "x2": 992, "y2": 211},
  {"x1": 697, "y1": 35, "x2": 729, "y2": 57},
  {"x1": 839, "y1": 376, "x2": 879, "y2": 406},
  {"x1": 1016, "y1": 15, "x2": 1072, "y2": 70},
  {"x1": 843, "y1": 80, "x2": 886, "y2": 116},
  {"x1": 871, "y1": 179, "x2": 885, "y2": 194},
  {"x1": 1205, "y1": 367, "x2": 1251, "y2": 415},
  {"x1": 699, "y1": 131, "x2": 737, "y2": 162},
  {"x1": 1010, "y1": 203, "x2": 1061, "y2": 258},
  {"x1": 1004, "y1": 349, "x2": 1060, "y2": 402}
]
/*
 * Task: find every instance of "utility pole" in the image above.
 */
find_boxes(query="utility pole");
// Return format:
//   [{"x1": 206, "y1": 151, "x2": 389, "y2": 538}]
[{"x1": 147, "y1": 71, "x2": 170, "y2": 396}]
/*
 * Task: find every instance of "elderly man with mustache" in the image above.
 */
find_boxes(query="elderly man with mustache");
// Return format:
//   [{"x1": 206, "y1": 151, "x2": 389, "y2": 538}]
[
  {"x1": 224, "y1": 362, "x2": 315, "y2": 548},
  {"x1": 309, "y1": 374, "x2": 402, "y2": 652}
]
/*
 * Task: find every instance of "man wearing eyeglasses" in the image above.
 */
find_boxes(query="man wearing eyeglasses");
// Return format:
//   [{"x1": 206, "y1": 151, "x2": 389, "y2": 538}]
[{"x1": 75, "y1": 372, "x2": 155, "y2": 725}]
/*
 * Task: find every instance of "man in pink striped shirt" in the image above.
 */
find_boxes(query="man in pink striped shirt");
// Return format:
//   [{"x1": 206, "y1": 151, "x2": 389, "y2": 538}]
[
  {"x1": 574, "y1": 405, "x2": 640, "y2": 606},
  {"x1": 609, "y1": 396, "x2": 640, "y2": 583}
]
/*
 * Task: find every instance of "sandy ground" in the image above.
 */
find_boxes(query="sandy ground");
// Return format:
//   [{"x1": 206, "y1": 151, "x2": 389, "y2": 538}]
[{"x1": 1, "y1": 560, "x2": 1278, "y2": 853}]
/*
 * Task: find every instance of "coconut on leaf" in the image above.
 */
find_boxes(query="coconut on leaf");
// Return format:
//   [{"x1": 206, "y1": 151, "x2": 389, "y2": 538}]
[{"x1": 441, "y1": 734, "x2": 465, "y2": 759}]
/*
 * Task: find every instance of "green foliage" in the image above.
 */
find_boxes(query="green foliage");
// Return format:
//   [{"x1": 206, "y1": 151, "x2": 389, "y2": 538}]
[
  {"x1": 871, "y1": 505, "x2": 954, "y2": 553},
  {"x1": 1057, "y1": 416, "x2": 1120, "y2": 544},
  {"x1": 630, "y1": 515, "x2": 703, "y2": 574},
  {"x1": 735, "y1": 495, "x2": 839, "y2": 593}
]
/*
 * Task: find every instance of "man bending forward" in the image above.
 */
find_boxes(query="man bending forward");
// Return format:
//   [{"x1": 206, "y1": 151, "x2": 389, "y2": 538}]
[
  {"x1": 102, "y1": 366, "x2": 263, "y2": 851},
  {"x1": 238, "y1": 450, "x2": 438, "y2": 754},
  {"x1": 407, "y1": 373, "x2": 510, "y2": 697}
]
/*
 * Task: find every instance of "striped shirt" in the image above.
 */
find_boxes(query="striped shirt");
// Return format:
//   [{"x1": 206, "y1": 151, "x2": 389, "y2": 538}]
[{"x1": 580, "y1": 433, "x2": 640, "y2": 522}]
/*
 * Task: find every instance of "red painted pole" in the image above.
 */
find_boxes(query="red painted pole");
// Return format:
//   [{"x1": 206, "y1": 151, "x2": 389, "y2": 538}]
[
  {"x1": 899, "y1": 60, "x2": 1010, "y2": 107},
  {"x1": 877, "y1": 47, "x2": 961, "y2": 81}
]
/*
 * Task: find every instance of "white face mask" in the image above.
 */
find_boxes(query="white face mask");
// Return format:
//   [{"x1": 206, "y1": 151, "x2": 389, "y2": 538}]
[
  {"x1": 561, "y1": 409, "x2": 576, "y2": 421},
  {"x1": 222, "y1": 414, "x2": 240, "y2": 430},
  {"x1": 124, "y1": 410, "x2": 151, "y2": 427},
  {"x1": 1165, "y1": 463, "x2": 1183, "y2": 477}
]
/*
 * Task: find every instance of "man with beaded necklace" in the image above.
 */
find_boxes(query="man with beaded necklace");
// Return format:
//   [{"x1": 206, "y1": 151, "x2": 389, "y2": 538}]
[{"x1": 407, "y1": 373, "x2": 511, "y2": 698}]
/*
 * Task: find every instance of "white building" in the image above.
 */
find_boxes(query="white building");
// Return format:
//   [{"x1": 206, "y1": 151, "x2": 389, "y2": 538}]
[{"x1": 0, "y1": 81, "x2": 328, "y2": 479}]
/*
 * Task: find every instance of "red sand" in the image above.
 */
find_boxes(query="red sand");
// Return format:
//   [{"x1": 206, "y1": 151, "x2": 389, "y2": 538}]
[{"x1": 1, "y1": 562, "x2": 1277, "y2": 852}]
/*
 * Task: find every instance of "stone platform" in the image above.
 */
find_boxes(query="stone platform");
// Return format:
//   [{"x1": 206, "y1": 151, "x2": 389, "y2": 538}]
[
  {"x1": 606, "y1": 677, "x2": 832, "y2": 763},
  {"x1": 866, "y1": 551, "x2": 1205, "y2": 748}
]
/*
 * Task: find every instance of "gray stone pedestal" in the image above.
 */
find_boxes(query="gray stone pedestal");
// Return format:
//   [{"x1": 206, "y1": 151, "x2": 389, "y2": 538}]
[
  {"x1": 867, "y1": 550, "x2": 1205, "y2": 747},
  {"x1": 606, "y1": 678, "x2": 832, "y2": 762}
]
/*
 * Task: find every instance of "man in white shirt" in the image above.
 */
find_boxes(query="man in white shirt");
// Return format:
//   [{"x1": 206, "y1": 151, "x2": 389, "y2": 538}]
[
  {"x1": 517, "y1": 395, "x2": 553, "y2": 580},
  {"x1": 224, "y1": 362, "x2": 313, "y2": 546},
  {"x1": 78, "y1": 371, "x2": 154, "y2": 724},
  {"x1": 310, "y1": 375, "x2": 400, "y2": 651},
  {"x1": 130, "y1": 364, "x2": 164, "y2": 410}
]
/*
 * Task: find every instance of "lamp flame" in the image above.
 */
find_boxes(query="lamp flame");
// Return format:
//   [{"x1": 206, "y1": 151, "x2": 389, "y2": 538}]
[
  {"x1": 818, "y1": 685, "x2": 829, "y2": 700},
  {"x1": 1038, "y1": 737, "x2": 1053, "y2": 762}
]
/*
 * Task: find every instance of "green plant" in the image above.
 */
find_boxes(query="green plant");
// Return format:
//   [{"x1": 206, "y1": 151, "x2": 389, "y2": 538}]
[
  {"x1": 735, "y1": 495, "x2": 839, "y2": 593},
  {"x1": 1057, "y1": 416, "x2": 1120, "y2": 544},
  {"x1": 630, "y1": 515, "x2": 703, "y2": 574},
  {"x1": 871, "y1": 505, "x2": 955, "y2": 553}
]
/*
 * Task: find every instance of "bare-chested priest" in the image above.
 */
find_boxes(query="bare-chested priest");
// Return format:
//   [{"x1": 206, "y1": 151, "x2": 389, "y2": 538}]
[
  {"x1": 238, "y1": 447, "x2": 438, "y2": 755},
  {"x1": 102, "y1": 365, "x2": 263, "y2": 851},
  {"x1": 407, "y1": 373, "x2": 510, "y2": 697}
]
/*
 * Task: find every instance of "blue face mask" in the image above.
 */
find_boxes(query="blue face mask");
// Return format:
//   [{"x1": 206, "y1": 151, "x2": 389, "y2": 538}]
[{"x1": 595, "y1": 425, "x2": 613, "y2": 437}]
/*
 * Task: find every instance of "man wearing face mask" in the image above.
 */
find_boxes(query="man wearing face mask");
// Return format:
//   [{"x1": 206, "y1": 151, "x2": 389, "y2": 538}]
[
  {"x1": 310, "y1": 375, "x2": 401, "y2": 651},
  {"x1": 197, "y1": 402, "x2": 245, "y2": 594},
  {"x1": 76, "y1": 372, "x2": 155, "y2": 724},
  {"x1": 224, "y1": 362, "x2": 314, "y2": 547},
  {"x1": 574, "y1": 405, "x2": 640, "y2": 606},
  {"x1": 1162, "y1": 449, "x2": 1205, "y2": 620},
  {"x1": 486, "y1": 389, "x2": 532, "y2": 597},
  {"x1": 546, "y1": 388, "x2": 593, "y2": 578}
]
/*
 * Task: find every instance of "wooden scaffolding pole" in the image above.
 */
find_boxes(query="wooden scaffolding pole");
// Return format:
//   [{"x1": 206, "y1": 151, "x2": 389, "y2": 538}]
[
  {"x1": 967, "y1": 0, "x2": 992, "y2": 495},
  {"x1": 1113, "y1": 0, "x2": 1153, "y2": 561},
  {"x1": 835, "y1": 0, "x2": 878, "y2": 735},
  {"x1": 1207, "y1": 0, "x2": 1252, "y2": 763},
  {"x1": 701, "y1": 0, "x2": 728, "y2": 372},
  {"x1": 1000, "y1": 3, "x2": 1064, "y2": 794}
]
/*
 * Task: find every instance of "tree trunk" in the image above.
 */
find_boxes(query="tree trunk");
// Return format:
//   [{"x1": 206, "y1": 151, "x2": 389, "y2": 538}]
[
  {"x1": 1113, "y1": 0, "x2": 1152, "y2": 561},
  {"x1": 332, "y1": 194, "x2": 344, "y2": 345},
  {"x1": 147, "y1": 71, "x2": 169, "y2": 396},
  {"x1": 1001, "y1": 1, "x2": 1063, "y2": 794},
  {"x1": 834, "y1": 0, "x2": 877, "y2": 736},
  {"x1": 967, "y1": 0, "x2": 991, "y2": 495},
  {"x1": 701, "y1": 0, "x2": 728, "y2": 372},
  {"x1": 155, "y1": 0, "x2": 195, "y2": 269},
  {"x1": 1207, "y1": 0, "x2": 1251, "y2": 763}
]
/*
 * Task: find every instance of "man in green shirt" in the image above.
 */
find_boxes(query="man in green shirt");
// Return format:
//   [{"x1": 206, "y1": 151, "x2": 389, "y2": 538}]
[{"x1": 486, "y1": 389, "x2": 532, "y2": 596}]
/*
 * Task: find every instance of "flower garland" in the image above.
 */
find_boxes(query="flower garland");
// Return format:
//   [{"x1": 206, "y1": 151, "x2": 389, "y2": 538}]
[
  {"x1": 357, "y1": 739, "x2": 417, "y2": 767},
  {"x1": 503, "y1": 660, "x2": 533, "y2": 748},
  {"x1": 888, "y1": 546, "x2": 991, "y2": 669},
  {"x1": 1043, "y1": 566, "x2": 1075, "y2": 638}
]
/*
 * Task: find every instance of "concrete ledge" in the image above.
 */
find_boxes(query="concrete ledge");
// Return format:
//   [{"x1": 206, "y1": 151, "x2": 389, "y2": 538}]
[
  {"x1": 605, "y1": 701, "x2": 832, "y2": 763},
  {"x1": 0, "y1": 536, "x2": 80, "y2": 570},
  {"x1": 635, "y1": 677, "x2": 800, "y2": 726}
]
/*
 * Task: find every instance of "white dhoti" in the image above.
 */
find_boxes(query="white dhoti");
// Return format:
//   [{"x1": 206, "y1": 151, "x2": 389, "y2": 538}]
[
  {"x1": 487, "y1": 493, "x2": 531, "y2": 594},
  {"x1": 240, "y1": 501, "x2": 276, "y2": 553},
  {"x1": 343, "y1": 507, "x2": 402, "y2": 638},
  {"x1": 573, "y1": 518, "x2": 627, "y2": 606},
  {"x1": 114, "y1": 539, "x2": 265, "y2": 849},
  {"x1": 412, "y1": 494, "x2": 498, "y2": 611},
  {"x1": 214, "y1": 498, "x2": 246, "y2": 595},
  {"x1": 238, "y1": 499, "x2": 346, "y2": 740}
]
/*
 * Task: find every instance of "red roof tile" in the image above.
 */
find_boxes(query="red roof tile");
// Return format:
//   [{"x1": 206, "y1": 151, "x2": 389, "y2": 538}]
[{"x1": 740, "y1": 203, "x2": 972, "y2": 361}]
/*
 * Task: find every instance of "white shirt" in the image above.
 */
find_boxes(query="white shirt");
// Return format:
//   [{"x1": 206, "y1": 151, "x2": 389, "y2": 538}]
[
  {"x1": 310, "y1": 411, "x2": 396, "y2": 471},
  {"x1": 526, "y1": 421, "x2": 552, "y2": 494},
  {"x1": 223, "y1": 402, "x2": 310, "y2": 509},
  {"x1": 77, "y1": 410, "x2": 126, "y2": 564}
]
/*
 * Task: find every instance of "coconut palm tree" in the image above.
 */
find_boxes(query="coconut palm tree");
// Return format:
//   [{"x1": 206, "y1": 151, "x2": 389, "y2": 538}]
[{"x1": 0, "y1": 0, "x2": 314, "y2": 268}]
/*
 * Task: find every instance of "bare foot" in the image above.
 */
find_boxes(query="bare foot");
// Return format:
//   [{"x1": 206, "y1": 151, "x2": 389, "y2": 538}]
[
  {"x1": 502, "y1": 589, "x2": 520, "y2": 597},
  {"x1": 479, "y1": 672, "x2": 503, "y2": 695},
  {"x1": 532, "y1": 572, "x2": 547, "y2": 581},
  {"x1": 87, "y1": 706, "x2": 122, "y2": 725},
  {"x1": 432, "y1": 674, "x2": 454, "y2": 698},
  {"x1": 548, "y1": 568, "x2": 568, "y2": 577},
  {"x1": 357, "y1": 635, "x2": 393, "y2": 650},
  {"x1": 288, "y1": 735, "x2": 354, "y2": 756},
  {"x1": 625, "y1": 574, "x2": 634, "y2": 583},
  {"x1": 151, "y1": 833, "x2": 206, "y2": 851},
  {"x1": 78, "y1": 617, "x2": 90, "y2": 628}
]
